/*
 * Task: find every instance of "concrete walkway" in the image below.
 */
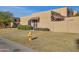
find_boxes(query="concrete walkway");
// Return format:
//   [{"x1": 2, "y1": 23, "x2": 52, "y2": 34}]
[{"x1": 0, "y1": 38, "x2": 36, "y2": 52}]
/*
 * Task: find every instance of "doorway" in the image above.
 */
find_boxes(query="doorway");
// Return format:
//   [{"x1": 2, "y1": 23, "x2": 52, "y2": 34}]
[{"x1": 28, "y1": 17, "x2": 39, "y2": 29}]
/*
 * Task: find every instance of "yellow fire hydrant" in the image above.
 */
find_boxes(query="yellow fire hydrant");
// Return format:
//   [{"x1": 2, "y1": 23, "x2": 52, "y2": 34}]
[{"x1": 28, "y1": 32, "x2": 32, "y2": 41}]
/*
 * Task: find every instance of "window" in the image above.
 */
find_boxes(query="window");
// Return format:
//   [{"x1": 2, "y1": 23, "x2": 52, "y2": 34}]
[{"x1": 51, "y1": 11, "x2": 64, "y2": 21}]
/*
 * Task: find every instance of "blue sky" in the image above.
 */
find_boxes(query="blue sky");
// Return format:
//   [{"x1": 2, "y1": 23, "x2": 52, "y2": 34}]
[{"x1": 0, "y1": 6, "x2": 79, "y2": 17}]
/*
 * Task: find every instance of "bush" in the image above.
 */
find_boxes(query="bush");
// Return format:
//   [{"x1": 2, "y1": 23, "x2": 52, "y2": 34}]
[
  {"x1": 34, "y1": 28, "x2": 50, "y2": 31},
  {"x1": 17, "y1": 25, "x2": 33, "y2": 30}
]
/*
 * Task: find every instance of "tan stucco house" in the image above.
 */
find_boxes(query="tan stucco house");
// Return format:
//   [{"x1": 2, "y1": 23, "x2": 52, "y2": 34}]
[{"x1": 20, "y1": 7, "x2": 79, "y2": 33}]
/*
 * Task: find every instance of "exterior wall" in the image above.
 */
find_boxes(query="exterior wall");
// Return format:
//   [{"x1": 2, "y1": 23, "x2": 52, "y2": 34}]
[
  {"x1": 52, "y1": 7, "x2": 68, "y2": 16},
  {"x1": 20, "y1": 7, "x2": 79, "y2": 33},
  {"x1": 20, "y1": 7, "x2": 69, "y2": 26},
  {"x1": 31, "y1": 11, "x2": 51, "y2": 29},
  {"x1": 65, "y1": 17, "x2": 79, "y2": 33},
  {"x1": 20, "y1": 11, "x2": 51, "y2": 29},
  {"x1": 50, "y1": 16, "x2": 79, "y2": 33},
  {"x1": 50, "y1": 21, "x2": 68, "y2": 32},
  {"x1": 20, "y1": 16, "x2": 31, "y2": 25}
]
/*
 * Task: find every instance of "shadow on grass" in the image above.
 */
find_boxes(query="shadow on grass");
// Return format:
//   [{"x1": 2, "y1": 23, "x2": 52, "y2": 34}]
[
  {"x1": 76, "y1": 38, "x2": 79, "y2": 49},
  {"x1": 32, "y1": 37, "x2": 38, "y2": 40},
  {"x1": 24, "y1": 37, "x2": 38, "y2": 45}
]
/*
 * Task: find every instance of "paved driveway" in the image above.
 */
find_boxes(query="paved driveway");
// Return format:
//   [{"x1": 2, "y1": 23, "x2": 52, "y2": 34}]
[{"x1": 0, "y1": 38, "x2": 36, "y2": 52}]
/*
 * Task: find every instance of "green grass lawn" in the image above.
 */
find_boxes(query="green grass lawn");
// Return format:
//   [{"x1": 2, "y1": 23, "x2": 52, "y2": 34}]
[{"x1": 0, "y1": 28, "x2": 79, "y2": 52}]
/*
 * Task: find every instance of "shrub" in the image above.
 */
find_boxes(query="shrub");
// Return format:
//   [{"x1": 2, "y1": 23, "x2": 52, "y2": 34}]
[
  {"x1": 34, "y1": 28, "x2": 50, "y2": 31},
  {"x1": 17, "y1": 25, "x2": 33, "y2": 30}
]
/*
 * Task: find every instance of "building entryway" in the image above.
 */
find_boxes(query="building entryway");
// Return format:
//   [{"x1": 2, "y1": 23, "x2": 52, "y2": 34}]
[{"x1": 28, "y1": 17, "x2": 39, "y2": 29}]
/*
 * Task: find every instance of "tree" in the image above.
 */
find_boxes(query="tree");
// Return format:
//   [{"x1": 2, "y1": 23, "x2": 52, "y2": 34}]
[{"x1": 0, "y1": 12, "x2": 13, "y2": 28}]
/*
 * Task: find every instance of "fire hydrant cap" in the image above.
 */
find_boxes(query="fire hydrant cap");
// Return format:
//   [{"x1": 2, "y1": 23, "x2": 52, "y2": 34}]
[{"x1": 28, "y1": 32, "x2": 32, "y2": 36}]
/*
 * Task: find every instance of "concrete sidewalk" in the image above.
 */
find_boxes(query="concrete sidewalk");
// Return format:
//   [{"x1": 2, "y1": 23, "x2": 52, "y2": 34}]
[{"x1": 0, "y1": 37, "x2": 36, "y2": 52}]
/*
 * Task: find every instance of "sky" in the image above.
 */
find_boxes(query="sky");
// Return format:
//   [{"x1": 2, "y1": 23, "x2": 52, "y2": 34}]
[{"x1": 0, "y1": 6, "x2": 79, "y2": 17}]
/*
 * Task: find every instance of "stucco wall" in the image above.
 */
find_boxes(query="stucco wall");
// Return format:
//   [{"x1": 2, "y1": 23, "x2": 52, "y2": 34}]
[
  {"x1": 20, "y1": 8, "x2": 79, "y2": 33},
  {"x1": 50, "y1": 21, "x2": 68, "y2": 32},
  {"x1": 29, "y1": 10, "x2": 79, "y2": 33},
  {"x1": 20, "y1": 16, "x2": 31, "y2": 25},
  {"x1": 31, "y1": 11, "x2": 51, "y2": 29},
  {"x1": 49, "y1": 16, "x2": 79, "y2": 33},
  {"x1": 65, "y1": 17, "x2": 79, "y2": 33}
]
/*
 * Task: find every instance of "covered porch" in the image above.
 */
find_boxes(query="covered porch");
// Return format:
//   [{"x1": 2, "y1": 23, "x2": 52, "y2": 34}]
[{"x1": 28, "y1": 17, "x2": 40, "y2": 29}]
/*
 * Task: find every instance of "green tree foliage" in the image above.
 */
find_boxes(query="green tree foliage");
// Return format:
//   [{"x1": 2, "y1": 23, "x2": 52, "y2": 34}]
[{"x1": 0, "y1": 12, "x2": 13, "y2": 28}]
